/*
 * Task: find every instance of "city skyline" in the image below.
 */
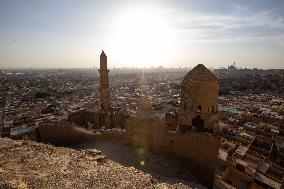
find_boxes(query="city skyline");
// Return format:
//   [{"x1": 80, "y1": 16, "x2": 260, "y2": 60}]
[{"x1": 1, "y1": 0, "x2": 284, "y2": 69}]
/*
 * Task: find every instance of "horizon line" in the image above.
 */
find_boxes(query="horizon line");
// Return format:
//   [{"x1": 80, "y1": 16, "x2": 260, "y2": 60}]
[{"x1": 0, "y1": 66, "x2": 283, "y2": 70}]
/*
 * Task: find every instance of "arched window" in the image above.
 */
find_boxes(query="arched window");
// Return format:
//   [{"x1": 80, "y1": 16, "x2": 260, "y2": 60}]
[{"x1": 197, "y1": 105, "x2": 201, "y2": 113}]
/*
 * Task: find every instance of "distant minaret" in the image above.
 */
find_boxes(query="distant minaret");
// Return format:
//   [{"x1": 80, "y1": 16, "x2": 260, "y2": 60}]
[{"x1": 99, "y1": 50, "x2": 111, "y2": 111}]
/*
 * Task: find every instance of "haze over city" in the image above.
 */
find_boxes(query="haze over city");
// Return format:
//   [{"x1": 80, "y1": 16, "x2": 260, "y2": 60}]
[
  {"x1": 0, "y1": 0, "x2": 284, "y2": 69},
  {"x1": 1, "y1": 1, "x2": 284, "y2": 188}
]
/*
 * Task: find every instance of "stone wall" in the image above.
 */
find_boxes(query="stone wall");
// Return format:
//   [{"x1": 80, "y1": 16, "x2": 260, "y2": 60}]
[
  {"x1": 67, "y1": 111, "x2": 100, "y2": 128},
  {"x1": 125, "y1": 116, "x2": 220, "y2": 188},
  {"x1": 31, "y1": 114, "x2": 219, "y2": 187},
  {"x1": 29, "y1": 122, "x2": 96, "y2": 146},
  {"x1": 67, "y1": 110, "x2": 129, "y2": 129},
  {"x1": 167, "y1": 132, "x2": 220, "y2": 187},
  {"x1": 125, "y1": 117, "x2": 167, "y2": 151}
]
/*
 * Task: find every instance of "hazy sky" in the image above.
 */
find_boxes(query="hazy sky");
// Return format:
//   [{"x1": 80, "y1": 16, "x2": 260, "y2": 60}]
[{"x1": 0, "y1": 0, "x2": 284, "y2": 69}]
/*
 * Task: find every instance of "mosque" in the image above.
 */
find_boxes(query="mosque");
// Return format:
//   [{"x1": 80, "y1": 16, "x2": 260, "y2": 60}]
[
  {"x1": 67, "y1": 50, "x2": 220, "y2": 188},
  {"x1": 87, "y1": 51, "x2": 220, "y2": 132}
]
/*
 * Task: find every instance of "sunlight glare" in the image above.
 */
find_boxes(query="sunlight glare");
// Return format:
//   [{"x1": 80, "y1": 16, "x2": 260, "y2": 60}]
[{"x1": 108, "y1": 7, "x2": 176, "y2": 68}]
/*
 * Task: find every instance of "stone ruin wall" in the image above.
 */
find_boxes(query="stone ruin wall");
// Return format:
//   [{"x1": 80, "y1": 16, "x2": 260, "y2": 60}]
[
  {"x1": 67, "y1": 111, "x2": 128, "y2": 129},
  {"x1": 125, "y1": 117, "x2": 220, "y2": 187},
  {"x1": 34, "y1": 109, "x2": 219, "y2": 187},
  {"x1": 29, "y1": 121, "x2": 127, "y2": 146},
  {"x1": 168, "y1": 132, "x2": 220, "y2": 187},
  {"x1": 29, "y1": 122, "x2": 96, "y2": 146},
  {"x1": 67, "y1": 111, "x2": 98, "y2": 128}
]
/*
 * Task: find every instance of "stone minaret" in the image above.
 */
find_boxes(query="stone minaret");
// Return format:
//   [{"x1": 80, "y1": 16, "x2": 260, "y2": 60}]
[{"x1": 99, "y1": 50, "x2": 111, "y2": 111}]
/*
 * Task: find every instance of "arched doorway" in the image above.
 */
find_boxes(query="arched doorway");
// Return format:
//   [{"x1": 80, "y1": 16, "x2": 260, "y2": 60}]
[{"x1": 192, "y1": 115, "x2": 204, "y2": 131}]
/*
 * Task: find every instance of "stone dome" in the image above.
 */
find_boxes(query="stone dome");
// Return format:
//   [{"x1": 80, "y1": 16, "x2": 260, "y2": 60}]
[
  {"x1": 183, "y1": 64, "x2": 217, "y2": 83},
  {"x1": 182, "y1": 64, "x2": 219, "y2": 98}
]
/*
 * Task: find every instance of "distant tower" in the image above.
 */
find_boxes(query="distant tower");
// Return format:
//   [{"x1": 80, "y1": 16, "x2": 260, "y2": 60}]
[{"x1": 99, "y1": 50, "x2": 111, "y2": 111}]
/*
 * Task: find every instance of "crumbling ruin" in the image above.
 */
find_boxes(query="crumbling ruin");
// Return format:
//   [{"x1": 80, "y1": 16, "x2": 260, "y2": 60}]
[{"x1": 46, "y1": 51, "x2": 220, "y2": 188}]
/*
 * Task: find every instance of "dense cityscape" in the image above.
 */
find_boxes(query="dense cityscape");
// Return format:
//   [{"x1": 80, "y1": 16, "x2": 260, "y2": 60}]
[
  {"x1": 1, "y1": 66, "x2": 283, "y2": 137},
  {"x1": 1, "y1": 0, "x2": 284, "y2": 188},
  {"x1": 0, "y1": 63, "x2": 284, "y2": 188}
]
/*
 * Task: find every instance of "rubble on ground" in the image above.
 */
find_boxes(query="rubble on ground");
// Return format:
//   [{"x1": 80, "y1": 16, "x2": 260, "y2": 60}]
[{"x1": 0, "y1": 138, "x2": 191, "y2": 189}]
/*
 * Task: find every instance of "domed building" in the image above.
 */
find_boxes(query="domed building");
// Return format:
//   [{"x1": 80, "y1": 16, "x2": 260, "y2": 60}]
[{"x1": 178, "y1": 64, "x2": 219, "y2": 132}]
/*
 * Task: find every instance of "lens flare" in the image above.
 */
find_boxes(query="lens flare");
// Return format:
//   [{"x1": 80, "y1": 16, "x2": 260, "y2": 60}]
[{"x1": 108, "y1": 6, "x2": 176, "y2": 68}]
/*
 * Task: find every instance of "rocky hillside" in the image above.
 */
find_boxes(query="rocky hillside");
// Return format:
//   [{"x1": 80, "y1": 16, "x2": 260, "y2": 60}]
[{"x1": 0, "y1": 138, "x2": 191, "y2": 189}]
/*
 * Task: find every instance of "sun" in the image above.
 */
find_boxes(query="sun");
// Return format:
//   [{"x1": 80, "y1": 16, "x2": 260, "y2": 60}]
[{"x1": 107, "y1": 6, "x2": 176, "y2": 68}]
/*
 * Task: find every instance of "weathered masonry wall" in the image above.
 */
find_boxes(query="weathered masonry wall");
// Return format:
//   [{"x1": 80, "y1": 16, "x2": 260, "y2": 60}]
[
  {"x1": 67, "y1": 111, "x2": 128, "y2": 129},
  {"x1": 168, "y1": 132, "x2": 220, "y2": 187},
  {"x1": 30, "y1": 122, "x2": 96, "y2": 146},
  {"x1": 125, "y1": 117, "x2": 220, "y2": 188}
]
